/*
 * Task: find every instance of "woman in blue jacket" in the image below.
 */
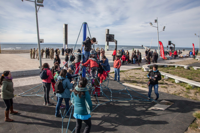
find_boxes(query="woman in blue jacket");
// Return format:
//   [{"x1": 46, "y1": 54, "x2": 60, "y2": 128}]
[
  {"x1": 55, "y1": 69, "x2": 73, "y2": 117},
  {"x1": 71, "y1": 77, "x2": 92, "y2": 133}
]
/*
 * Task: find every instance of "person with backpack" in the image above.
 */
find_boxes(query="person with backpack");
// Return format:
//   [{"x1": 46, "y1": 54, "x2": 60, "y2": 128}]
[
  {"x1": 71, "y1": 77, "x2": 92, "y2": 133},
  {"x1": 0, "y1": 71, "x2": 19, "y2": 122},
  {"x1": 41, "y1": 63, "x2": 54, "y2": 106},
  {"x1": 82, "y1": 37, "x2": 97, "y2": 61},
  {"x1": 51, "y1": 65, "x2": 61, "y2": 94},
  {"x1": 147, "y1": 64, "x2": 161, "y2": 101},
  {"x1": 55, "y1": 69, "x2": 74, "y2": 117}
]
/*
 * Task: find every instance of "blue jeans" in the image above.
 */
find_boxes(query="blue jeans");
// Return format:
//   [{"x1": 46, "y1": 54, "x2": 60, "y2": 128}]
[
  {"x1": 55, "y1": 97, "x2": 70, "y2": 116},
  {"x1": 84, "y1": 51, "x2": 90, "y2": 61},
  {"x1": 114, "y1": 68, "x2": 120, "y2": 81},
  {"x1": 148, "y1": 84, "x2": 159, "y2": 100},
  {"x1": 133, "y1": 59, "x2": 136, "y2": 64}
]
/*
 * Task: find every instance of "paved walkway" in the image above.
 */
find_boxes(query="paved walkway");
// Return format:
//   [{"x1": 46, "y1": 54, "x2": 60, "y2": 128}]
[{"x1": 0, "y1": 81, "x2": 199, "y2": 133}]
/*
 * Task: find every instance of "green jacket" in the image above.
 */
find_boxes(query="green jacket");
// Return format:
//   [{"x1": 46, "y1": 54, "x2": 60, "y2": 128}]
[{"x1": 1, "y1": 79, "x2": 14, "y2": 99}]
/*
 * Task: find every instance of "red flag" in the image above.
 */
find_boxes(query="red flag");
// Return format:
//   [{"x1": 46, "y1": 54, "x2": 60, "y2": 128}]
[
  {"x1": 159, "y1": 41, "x2": 166, "y2": 59},
  {"x1": 192, "y1": 43, "x2": 195, "y2": 56}
]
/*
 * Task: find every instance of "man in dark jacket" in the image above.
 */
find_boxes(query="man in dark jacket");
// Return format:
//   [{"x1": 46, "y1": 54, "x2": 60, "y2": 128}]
[
  {"x1": 82, "y1": 37, "x2": 96, "y2": 61},
  {"x1": 147, "y1": 64, "x2": 161, "y2": 101}
]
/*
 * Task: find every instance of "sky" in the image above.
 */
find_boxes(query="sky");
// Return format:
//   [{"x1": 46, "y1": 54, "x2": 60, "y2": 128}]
[{"x1": 0, "y1": 0, "x2": 200, "y2": 47}]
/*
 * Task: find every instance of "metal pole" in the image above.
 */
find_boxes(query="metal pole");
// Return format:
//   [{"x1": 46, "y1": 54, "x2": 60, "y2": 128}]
[
  {"x1": 82, "y1": 22, "x2": 87, "y2": 78},
  {"x1": 156, "y1": 17, "x2": 160, "y2": 56},
  {"x1": 34, "y1": 0, "x2": 42, "y2": 69}
]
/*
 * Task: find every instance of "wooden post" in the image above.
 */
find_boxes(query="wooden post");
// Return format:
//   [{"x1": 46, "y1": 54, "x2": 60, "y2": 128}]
[
  {"x1": 63, "y1": 24, "x2": 68, "y2": 50},
  {"x1": 105, "y1": 29, "x2": 109, "y2": 51}
]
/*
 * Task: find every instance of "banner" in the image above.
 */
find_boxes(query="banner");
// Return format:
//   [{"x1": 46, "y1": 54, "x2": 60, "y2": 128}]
[
  {"x1": 159, "y1": 41, "x2": 166, "y2": 59},
  {"x1": 192, "y1": 43, "x2": 195, "y2": 56}
]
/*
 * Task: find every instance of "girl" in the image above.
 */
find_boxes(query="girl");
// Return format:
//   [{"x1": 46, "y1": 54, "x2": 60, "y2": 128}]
[
  {"x1": 0, "y1": 71, "x2": 18, "y2": 122},
  {"x1": 54, "y1": 54, "x2": 61, "y2": 65},
  {"x1": 55, "y1": 69, "x2": 74, "y2": 117},
  {"x1": 99, "y1": 56, "x2": 110, "y2": 83},
  {"x1": 42, "y1": 63, "x2": 54, "y2": 106},
  {"x1": 71, "y1": 77, "x2": 92, "y2": 133}
]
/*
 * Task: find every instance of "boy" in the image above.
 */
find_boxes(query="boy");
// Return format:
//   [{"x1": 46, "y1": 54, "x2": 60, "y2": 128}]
[
  {"x1": 114, "y1": 54, "x2": 121, "y2": 82},
  {"x1": 82, "y1": 54, "x2": 99, "y2": 79}
]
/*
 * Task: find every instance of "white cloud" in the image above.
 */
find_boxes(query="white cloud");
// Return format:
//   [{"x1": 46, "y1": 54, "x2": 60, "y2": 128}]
[{"x1": 0, "y1": 0, "x2": 200, "y2": 48}]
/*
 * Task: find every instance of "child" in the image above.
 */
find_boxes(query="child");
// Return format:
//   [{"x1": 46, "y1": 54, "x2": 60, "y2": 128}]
[
  {"x1": 71, "y1": 77, "x2": 92, "y2": 133},
  {"x1": 99, "y1": 56, "x2": 110, "y2": 83},
  {"x1": 121, "y1": 54, "x2": 126, "y2": 65},
  {"x1": 51, "y1": 65, "x2": 61, "y2": 94},
  {"x1": 75, "y1": 49, "x2": 81, "y2": 74},
  {"x1": 55, "y1": 69, "x2": 74, "y2": 117},
  {"x1": 66, "y1": 68, "x2": 79, "y2": 82},
  {"x1": 93, "y1": 77, "x2": 101, "y2": 96},
  {"x1": 114, "y1": 54, "x2": 121, "y2": 82},
  {"x1": 82, "y1": 54, "x2": 99, "y2": 79}
]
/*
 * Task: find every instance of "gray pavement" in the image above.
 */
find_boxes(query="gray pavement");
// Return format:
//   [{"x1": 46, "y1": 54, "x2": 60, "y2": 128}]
[{"x1": 0, "y1": 80, "x2": 199, "y2": 133}]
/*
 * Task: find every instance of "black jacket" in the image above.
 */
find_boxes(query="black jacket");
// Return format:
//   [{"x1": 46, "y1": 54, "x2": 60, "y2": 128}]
[
  {"x1": 54, "y1": 58, "x2": 60, "y2": 64},
  {"x1": 83, "y1": 37, "x2": 92, "y2": 52},
  {"x1": 148, "y1": 70, "x2": 161, "y2": 85},
  {"x1": 65, "y1": 55, "x2": 69, "y2": 62},
  {"x1": 69, "y1": 55, "x2": 75, "y2": 62},
  {"x1": 66, "y1": 73, "x2": 79, "y2": 82}
]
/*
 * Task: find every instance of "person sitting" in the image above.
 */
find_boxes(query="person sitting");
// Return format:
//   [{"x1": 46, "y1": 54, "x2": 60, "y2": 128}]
[
  {"x1": 55, "y1": 69, "x2": 74, "y2": 117},
  {"x1": 71, "y1": 77, "x2": 92, "y2": 133},
  {"x1": 82, "y1": 54, "x2": 99, "y2": 79}
]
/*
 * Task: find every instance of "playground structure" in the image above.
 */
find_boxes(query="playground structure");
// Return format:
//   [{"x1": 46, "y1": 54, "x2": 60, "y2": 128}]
[{"x1": 18, "y1": 22, "x2": 153, "y2": 133}]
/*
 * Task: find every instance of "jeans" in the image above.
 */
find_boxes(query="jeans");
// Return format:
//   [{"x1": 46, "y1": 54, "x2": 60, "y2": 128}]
[
  {"x1": 76, "y1": 118, "x2": 91, "y2": 133},
  {"x1": 43, "y1": 83, "x2": 51, "y2": 103},
  {"x1": 148, "y1": 84, "x2": 159, "y2": 100},
  {"x1": 84, "y1": 51, "x2": 90, "y2": 61},
  {"x1": 114, "y1": 68, "x2": 120, "y2": 81},
  {"x1": 55, "y1": 97, "x2": 70, "y2": 116},
  {"x1": 3, "y1": 99, "x2": 13, "y2": 111},
  {"x1": 133, "y1": 59, "x2": 136, "y2": 64}
]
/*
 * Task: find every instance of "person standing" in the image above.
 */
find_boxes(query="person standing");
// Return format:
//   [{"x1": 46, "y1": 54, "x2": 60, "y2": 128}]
[
  {"x1": 174, "y1": 50, "x2": 178, "y2": 59},
  {"x1": 57, "y1": 49, "x2": 60, "y2": 56},
  {"x1": 32, "y1": 48, "x2": 35, "y2": 59},
  {"x1": 54, "y1": 54, "x2": 61, "y2": 65},
  {"x1": 41, "y1": 49, "x2": 44, "y2": 58},
  {"x1": 112, "y1": 48, "x2": 116, "y2": 61},
  {"x1": 71, "y1": 77, "x2": 92, "y2": 133},
  {"x1": 45, "y1": 48, "x2": 47, "y2": 58},
  {"x1": 114, "y1": 54, "x2": 121, "y2": 82},
  {"x1": 0, "y1": 71, "x2": 19, "y2": 122},
  {"x1": 41, "y1": 63, "x2": 54, "y2": 106},
  {"x1": 75, "y1": 49, "x2": 81, "y2": 74},
  {"x1": 30, "y1": 48, "x2": 32, "y2": 59},
  {"x1": 62, "y1": 48, "x2": 64, "y2": 56},
  {"x1": 147, "y1": 64, "x2": 161, "y2": 101},
  {"x1": 55, "y1": 69, "x2": 74, "y2": 117},
  {"x1": 36, "y1": 48, "x2": 39, "y2": 60},
  {"x1": 137, "y1": 52, "x2": 142, "y2": 66}
]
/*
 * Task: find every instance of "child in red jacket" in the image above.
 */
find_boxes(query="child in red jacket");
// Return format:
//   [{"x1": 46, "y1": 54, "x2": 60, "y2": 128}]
[
  {"x1": 121, "y1": 54, "x2": 126, "y2": 65},
  {"x1": 114, "y1": 55, "x2": 121, "y2": 81},
  {"x1": 82, "y1": 55, "x2": 99, "y2": 79}
]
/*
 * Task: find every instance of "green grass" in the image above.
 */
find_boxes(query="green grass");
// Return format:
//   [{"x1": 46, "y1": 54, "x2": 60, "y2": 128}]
[
  {"x1": 161, "y1": 86, "x2": 167, "y2": 88},
  {"x1": 193, "y1": 111, "x2": 200, "y2": 119},
  {"x1": 186, "y1": 85, "x2": 193, "y2": 90},
  {"x1": 142, "y1": 86, "x2": 146, "y2": 88},
  {"x1": 189, "y1": 122, "x2": 198, "y2": 129},
  {"x1": 167, "y1": 78, "x2": 175, "y2": 83}
]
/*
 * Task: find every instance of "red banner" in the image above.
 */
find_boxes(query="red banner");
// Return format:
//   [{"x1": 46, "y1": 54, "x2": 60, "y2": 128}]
[
  {"x1": 159, "y1": 41, "x2": 166, "y2": 59},
  {"x1": 192, "y1": 43, "x2": 195, "y2": 56}
]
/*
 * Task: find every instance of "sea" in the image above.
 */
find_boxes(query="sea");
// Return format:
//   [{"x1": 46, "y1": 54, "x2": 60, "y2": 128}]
[{"x1": 0, "y1": 43, "x2": 198, "y2": 51}]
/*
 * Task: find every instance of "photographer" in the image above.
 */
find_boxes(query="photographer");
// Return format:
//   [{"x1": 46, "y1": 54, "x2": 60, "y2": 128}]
[{"x1": 82, "y1": 37, "x2": 97, "y2": 61}]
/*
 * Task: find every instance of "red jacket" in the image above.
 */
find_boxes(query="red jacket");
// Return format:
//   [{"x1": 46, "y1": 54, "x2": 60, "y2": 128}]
[
  {"x1": 82, "y1": 58, "x2": 99, "y2": 68},
  {"x1": 169, "y1": 52, "x2": 172, "y2": 56},
  {"x1": 114, "y1": 59, "x2": 121, "y2": 69},
  {"x1": 42, "y1": 68, "x2": 53, "y2": 83},
  {"x1": 112, "y1": 50, "x2": 116, "y2": 56},
  {"x1": 121, "y1": 55, "x2": 126, "y2": 61},
  {"x1": 174, "y1": 51, "x2": 177, "y2": 55}
]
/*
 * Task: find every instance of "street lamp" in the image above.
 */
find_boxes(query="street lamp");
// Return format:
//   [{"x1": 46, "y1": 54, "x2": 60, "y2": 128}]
[
  {"x1": 22, "y1": 0, "x2": 44, "y2": 69},
  {"x1": 149, "y1": 17, "x2": 166, "y2": 56},
  {"x1": 195, "y1": 33, "x2": 200, "y2": 52}
]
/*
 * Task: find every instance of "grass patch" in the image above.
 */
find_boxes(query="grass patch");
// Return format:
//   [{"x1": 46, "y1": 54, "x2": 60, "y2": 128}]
[
  {"x1": 189, "y1": 122, "x2": 198, "y2": 129},
  {"x1": 193, "y1": 111, "x2": 200, "y2": 119},
  {"x1": 161, "y1": 86, "x2": 167, "y2": 89},
  {"x1": 186, "y1": 85, "x2": 193, "y2": 90},
  {"x1": 142, "y1": 86, "x2": 146, "y2": 88},
  {"x1": 167, "y1": 78, "x2": 175, "y2": 83}
]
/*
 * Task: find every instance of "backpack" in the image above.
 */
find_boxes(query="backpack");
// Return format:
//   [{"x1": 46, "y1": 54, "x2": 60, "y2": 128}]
[
  {"x1": 55, "y1": 79, "x2": 65, "y2": 93},
  {"x1": 40, "y1": 70, "x2": 48, "y2": 79}
]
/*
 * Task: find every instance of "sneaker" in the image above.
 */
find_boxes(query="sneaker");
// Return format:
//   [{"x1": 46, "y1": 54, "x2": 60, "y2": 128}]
[
  {"x1": 47, "y1": 102, "x2": 54, "y2": 106},
  {"x1": 43, "y1": 102, "x2": 47, "y2": 106}
]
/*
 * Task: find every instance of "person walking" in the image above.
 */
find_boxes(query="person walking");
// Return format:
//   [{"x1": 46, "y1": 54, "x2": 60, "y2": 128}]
[
  {"x1": 147, "y1": 64, "x2": 161, "y2": 101},
  {"x1": 0, "y1": 71, "x2": 19, "y2": 122},
  {"x1": 114, "y1": 54, "x2": 121, "y2": 82},
  {"x1": 41, "y1": 63, "x2": 54, "y2": 106},
  {"x1": 71, "y1": 77, "x2": 92, "y2": 133},
  {"x1": 55, "y1": 69, "x2": 74, "y2": 117},
  {"x1": 30, "y1": 48, "x2": 32, "y2": 59}
]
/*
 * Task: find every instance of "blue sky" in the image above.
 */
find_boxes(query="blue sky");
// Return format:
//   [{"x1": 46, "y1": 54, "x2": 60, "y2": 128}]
[{"x1": 0, "y1": 0, "x2": 200, "y2": 47}]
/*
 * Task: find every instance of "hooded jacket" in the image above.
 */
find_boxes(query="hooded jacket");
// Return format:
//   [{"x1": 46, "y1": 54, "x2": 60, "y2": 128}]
[
  {"x1": 100, "y1": 58, "x2": 110, "y2": 71},
  {"x1": 147, "y1": 70, "x2": 161, "y2": 85},
  {"x1": 82, "y1": 58, "x2": 99, "y2": 68},
  {"x1": 1, "y1": 79, "x2": 14, "y2": 99}
]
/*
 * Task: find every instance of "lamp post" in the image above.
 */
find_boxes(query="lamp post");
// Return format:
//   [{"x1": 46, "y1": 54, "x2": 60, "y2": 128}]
[
  {"x1": 149, "y1": 17, "x2": 165, "y2": 56},
  {"x1": 22, "y1": 0, "x2": 44, "y2": 69},
  {"x1": 195, "y1": 33, "x2": 200, "y2": 52}
]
